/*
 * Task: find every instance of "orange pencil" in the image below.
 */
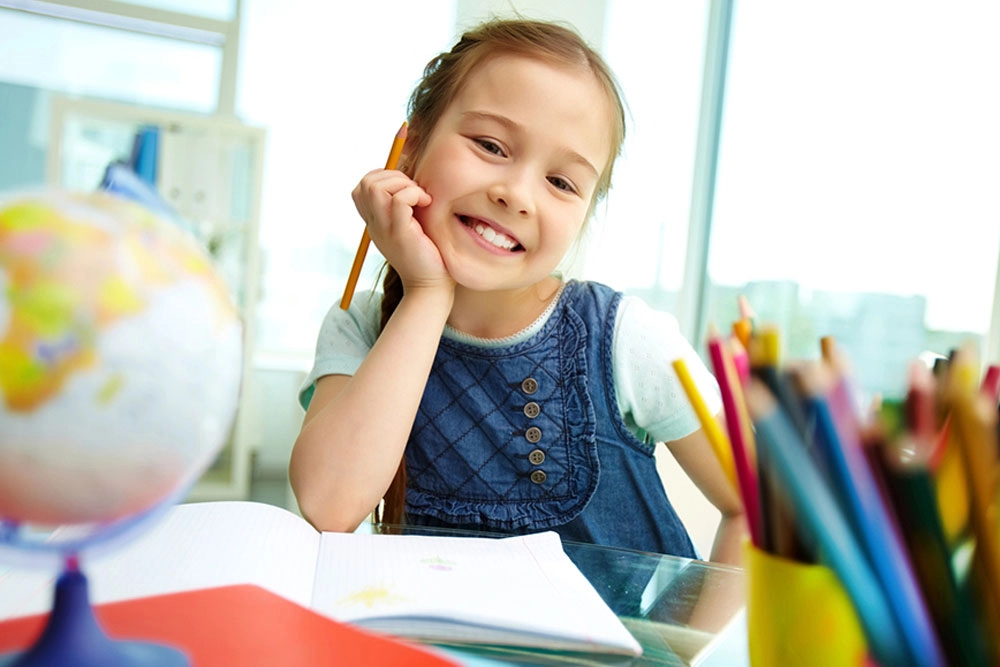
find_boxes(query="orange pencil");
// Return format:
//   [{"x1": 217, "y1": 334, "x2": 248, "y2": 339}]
[
  {"x1": 819, "y1": 335, "x2": 837, "y2": 364},
  {"x1": 731, "y1": 294, "x2": 755, "y2": 349},
  {"x1": 340, "y1": 121, "x2": 408, "y2": 311}
]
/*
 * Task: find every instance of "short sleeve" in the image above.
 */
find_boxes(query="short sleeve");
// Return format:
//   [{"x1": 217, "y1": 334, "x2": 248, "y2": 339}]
[
  {"x1": 298, "y1": 290, "x2": 382, "y2": 410},
  {"x1": 612, "y1": 295, "x2": 723, "y2": 443}
]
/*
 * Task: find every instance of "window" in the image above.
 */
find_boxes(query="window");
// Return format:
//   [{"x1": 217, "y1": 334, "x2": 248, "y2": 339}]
[
  {"x1": 236, "y1": 0, "x2": 457, "y2": 361},
  {"x1": 582, "y1": 1, "x2": 710, "y2": 317},
  {"x1": 708, "y1": 1, "x2": 1000, "y2": 401},
  {"x1": 115, "y1": 0, "x2": 236, "y2": 21},
  {"x1": 0, "y1": 8, "x2": 221, "y2": 113}
]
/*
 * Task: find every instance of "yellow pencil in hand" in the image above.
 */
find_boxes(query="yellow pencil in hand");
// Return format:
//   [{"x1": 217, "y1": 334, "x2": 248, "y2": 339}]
[{"x1": 340, "y1": 121, "x2": 408, "y2": 310}]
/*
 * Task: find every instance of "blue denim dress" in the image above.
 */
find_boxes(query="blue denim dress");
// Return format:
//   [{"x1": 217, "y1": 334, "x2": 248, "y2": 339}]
[{"x1": 404, "y1": 281, "x2": 698, "y2": 560}]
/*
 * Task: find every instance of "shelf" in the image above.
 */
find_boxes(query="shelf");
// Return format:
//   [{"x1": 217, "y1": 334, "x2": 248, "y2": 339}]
[{"x1": 46, "y1": 95, "x2": 266, "y2": 502}]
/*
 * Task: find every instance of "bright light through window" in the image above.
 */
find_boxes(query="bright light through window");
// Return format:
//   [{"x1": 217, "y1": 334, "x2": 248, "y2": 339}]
[
  {"x1": 708, "y1": 0, "x2": 1000, "y2": 399},
  {"x1": 116, "y1": 0, "x2": 235, "y2": 21},
  {"x1": 583, "y1": 1, "x2": 709, "y2": 315},
  {"x1": 0, "y1": 8, "x2": 220, "y2": 113},
  {"x1": 237, "y1": 0, "x2": 456, "y2": 360}
]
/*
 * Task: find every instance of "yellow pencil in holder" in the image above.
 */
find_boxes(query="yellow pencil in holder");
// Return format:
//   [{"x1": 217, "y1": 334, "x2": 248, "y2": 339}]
[{"x1": 744, "y1": 541, "x2": 868, "y2": 667}]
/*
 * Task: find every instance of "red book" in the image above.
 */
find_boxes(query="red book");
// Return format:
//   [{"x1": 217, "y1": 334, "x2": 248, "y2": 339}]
[{"x1": 0, "y1": 584, "x2": 459, "y2": 666}]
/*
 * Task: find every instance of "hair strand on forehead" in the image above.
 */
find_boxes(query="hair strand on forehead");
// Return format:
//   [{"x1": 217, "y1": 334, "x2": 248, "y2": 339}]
[{"x1": 406, "y1": 17, "x2": 626, "y2": 206}]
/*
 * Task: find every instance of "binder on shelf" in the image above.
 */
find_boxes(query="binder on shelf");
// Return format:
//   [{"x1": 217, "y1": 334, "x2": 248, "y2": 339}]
[{"x1": 129, "y1": 124, "x2": 160, "y2": 187}]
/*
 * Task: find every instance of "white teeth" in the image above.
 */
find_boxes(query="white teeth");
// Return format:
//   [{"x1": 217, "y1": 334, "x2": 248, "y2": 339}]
[{"x1": 473, "y1": 222, "x2": 516, "y2": 250}]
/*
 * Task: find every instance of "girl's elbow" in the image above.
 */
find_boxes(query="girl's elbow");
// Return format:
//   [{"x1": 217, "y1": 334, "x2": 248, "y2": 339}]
[
  {"x1": 290, "y1": 475, "x2": 369, "y2": 534},
  {"x1": 287, "y1": 438, "x2": 375, "y2": 533},
  {"x1": 721, "y1": 505, "x2": 745, "y2": 521},
  {"x1": 296, "y1": 493, "x2": 365, "y2": 533}
]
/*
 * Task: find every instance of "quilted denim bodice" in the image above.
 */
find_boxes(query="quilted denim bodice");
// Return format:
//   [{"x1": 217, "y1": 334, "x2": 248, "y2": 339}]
[{"x1": 405, "y1": 281, "x2": 697, "y2": 559}]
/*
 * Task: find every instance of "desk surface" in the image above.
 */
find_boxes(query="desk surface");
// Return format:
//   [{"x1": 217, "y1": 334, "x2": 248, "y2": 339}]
[
  {"x1": 374, "y1": 524, "x2": 748, "y2": 667},
  {"x1": 0, "y1": 503, "x2": 748, "y2": 667}
]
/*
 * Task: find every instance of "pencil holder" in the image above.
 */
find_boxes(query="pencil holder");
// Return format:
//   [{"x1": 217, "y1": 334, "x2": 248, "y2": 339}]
[{"x1": 744, "y1": 541, "x2": 868, "y2": 667}]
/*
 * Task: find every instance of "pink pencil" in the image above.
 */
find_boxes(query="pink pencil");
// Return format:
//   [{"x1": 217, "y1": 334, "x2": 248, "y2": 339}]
[
  {"x1": 981, "y1": 364, "x2": 1000, "y2": 402},
  {"x1": 729, "y1": 335, "x2": 750, "y2": 387},
  {"x1": 707, "y1": 331, "x2": 763, "y2": 547}
]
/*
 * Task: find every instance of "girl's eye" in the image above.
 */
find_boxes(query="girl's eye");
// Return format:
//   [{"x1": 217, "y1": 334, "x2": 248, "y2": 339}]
[
  {"x1": 548, "y1": 176, "x2": 577, "y2": 194},
  {"x1": 475, "y1": 138, "x2": 505, "y2": 156}
]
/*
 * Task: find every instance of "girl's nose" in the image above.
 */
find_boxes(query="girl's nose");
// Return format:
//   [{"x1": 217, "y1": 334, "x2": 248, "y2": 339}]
[{"x1": 488, "y1": 175, "x2": 534, "y2": 216}]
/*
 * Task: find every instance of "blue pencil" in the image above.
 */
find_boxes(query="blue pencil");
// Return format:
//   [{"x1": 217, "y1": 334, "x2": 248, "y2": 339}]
[
  {"x1": 745, "y1": 381, "x2": 913, "y2": 667},
  {"x1": 811, "y1": 381, "x2": 945, "y2": 667}
]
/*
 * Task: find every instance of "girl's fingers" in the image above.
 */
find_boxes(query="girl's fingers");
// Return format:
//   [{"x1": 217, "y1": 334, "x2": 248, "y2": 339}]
[
  {"x1": 390, "y1": 183, "x2": 432, "y2": 211},
  {"x1": 388, "y1": 187, "x2": 428, "y2": 229},
  {"x1": 359, "y1": 169, "x2": 413, "y2": 195},
  {"x1": 352, "y1": 171, "x2": 427, "y2": 223},
  {"x1": 353, "y1": 176, "x2": 399, "y2": 222}
]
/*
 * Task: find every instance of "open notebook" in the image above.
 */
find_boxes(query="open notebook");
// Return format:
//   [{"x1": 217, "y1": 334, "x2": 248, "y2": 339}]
[{"x1": 0, "y1": 501, "x2": 641, "y2": 657}]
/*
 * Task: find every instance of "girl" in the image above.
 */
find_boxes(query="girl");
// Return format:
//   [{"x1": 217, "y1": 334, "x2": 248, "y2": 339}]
[{"x1": 290, "y1": 18, "x2": 745, "y2": 564}]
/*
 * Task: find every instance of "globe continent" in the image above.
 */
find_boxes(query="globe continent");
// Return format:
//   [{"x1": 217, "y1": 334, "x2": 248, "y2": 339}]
[{"x1": 0, "y1": 190, "x2": 242, "y2": 525}]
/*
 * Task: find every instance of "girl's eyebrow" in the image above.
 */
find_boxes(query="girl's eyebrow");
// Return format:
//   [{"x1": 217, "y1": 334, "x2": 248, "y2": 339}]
[{"x1": 460, "y1": 110, "x2": 599, "y2": 178}]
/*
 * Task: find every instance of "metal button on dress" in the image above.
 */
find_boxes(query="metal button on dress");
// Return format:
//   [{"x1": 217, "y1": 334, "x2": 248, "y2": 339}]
[
  {"x1": 528, "y1": 449, "x2": 545, "y2": 465},
  {"x1": 525, "y1": 426, "x2": 542, "y2": 443},
  {"x1": 521, "y1": 378, "x2": 538, "y2": 394},
  {"x1": 530, "y1": 470, "x2": 547, "y2": 484},
  {"x1": 523, "y1": 401, "x2": 541, "y2": 418}
]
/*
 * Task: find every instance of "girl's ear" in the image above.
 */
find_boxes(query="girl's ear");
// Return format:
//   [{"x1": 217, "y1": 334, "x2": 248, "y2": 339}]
[{"x1": 399, "y1": 133, "x2": 420, "y2": 176}]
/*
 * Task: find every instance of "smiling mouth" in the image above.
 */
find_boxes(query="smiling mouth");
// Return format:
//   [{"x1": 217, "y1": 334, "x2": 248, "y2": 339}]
[{"x1": 459, "y1": 216, "x2": 523, "y2": 252}]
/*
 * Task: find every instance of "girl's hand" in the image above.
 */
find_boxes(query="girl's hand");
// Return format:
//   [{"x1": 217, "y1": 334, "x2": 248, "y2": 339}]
[{"x1": 351, "y1": 169, "x2": 452, "y2": 292}]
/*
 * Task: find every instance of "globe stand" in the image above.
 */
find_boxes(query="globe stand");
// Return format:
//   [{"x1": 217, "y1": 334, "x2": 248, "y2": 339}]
[{"x1": 0, "y1": 555, "x2": 188, "y2": 667}]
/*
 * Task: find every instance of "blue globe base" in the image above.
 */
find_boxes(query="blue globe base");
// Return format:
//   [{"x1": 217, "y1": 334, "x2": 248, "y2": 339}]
[{"x1": 0, "y1": 569, "x2": 188, "y2": 667}]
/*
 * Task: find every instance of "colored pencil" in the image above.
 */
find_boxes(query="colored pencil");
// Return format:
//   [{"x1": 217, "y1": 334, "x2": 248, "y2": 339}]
[
  {"x1": 729, "y1": 335, "x2": 750, "y2": 386},
  {"x1": 340, "y1": 121, "x2": 408, "y2": 311},
  {"x1": 707, "y1": 331, "x2": 763, "y2": 547},
  {"x1": 819, "y1": 335, "x2": 836, "y2": 364},
  {"x1": 797, "y1": 364, "x2": 946, "y2": 667},
  {"x1": 944, "y1": 352, "x2": 1000, "y2": 662},
  {"x1": 981, "y1": 363, "x2": 1000, "y2": 403},
  {"x1": 731, "y1": 294, "x2": 755, "y2": 349},
  {"x1": 905, "y1": 362, "x2": 939, "y2": 455},
  {"x1": 929, "y1": 353, "x2": 971, "y2": 545},
  {"x1": 731, "y1": 319, "x2": 752, "y2": 351},
  {"x1": 745, "y1": 381, "x2": 912, "y2": 667},
  {"x1": 738, "y1": 323, "x2": 1000, "y2": 665},
  {"x1": 985, "y1": 364, "x2": 1000, "y2": 458},
  {"x1": 933, "y1": 415, "x2": 969, "y2": 544},
  {"x1": 748, "y1": 327, "x2": 810, "y2": 562},
  {"x1": 878, "y1": 435, "x2": 990, "y2": 667},
  {"x1": 672, "y1": 357, "x2": 737, "y2": 491},
  {"x1": 746, "y1": 329, "x2": 779, "y2": 556},
  {"x1": 749, "y1": 327, "x2": 810, "y2": 439}
]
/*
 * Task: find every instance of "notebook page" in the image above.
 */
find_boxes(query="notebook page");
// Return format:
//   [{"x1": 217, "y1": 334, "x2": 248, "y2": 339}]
[
  {"x1": 311, "y1": 531, "x2": 641, "y2": 655},
  {"x1": 0, "y1": 501, "x2": 320, "y2": 620}
]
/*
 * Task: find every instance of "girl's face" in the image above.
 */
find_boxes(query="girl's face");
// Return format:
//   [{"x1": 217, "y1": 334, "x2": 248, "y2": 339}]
[{"x1": 409, "y1": 54, "x2": 613, "y2": 293}]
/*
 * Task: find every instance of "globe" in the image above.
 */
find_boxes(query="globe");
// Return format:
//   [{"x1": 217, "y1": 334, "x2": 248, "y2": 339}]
[{"x1": 0, "y1": 189, "x2": 243, "y2": 666}]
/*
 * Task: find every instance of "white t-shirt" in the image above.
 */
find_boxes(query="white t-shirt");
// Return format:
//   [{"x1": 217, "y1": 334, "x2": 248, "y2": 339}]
[{"x1": 300, "y1": 284, "x2": 722, "y2": 444}]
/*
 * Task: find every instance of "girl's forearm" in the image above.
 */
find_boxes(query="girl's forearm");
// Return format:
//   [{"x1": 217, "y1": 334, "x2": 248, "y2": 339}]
[
  {"x1": 290, "y1": 287, "x2": 454, "y2": 531},
  {"x1": 708, "y1": 512, "x2": 748, "y2": 566}
]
